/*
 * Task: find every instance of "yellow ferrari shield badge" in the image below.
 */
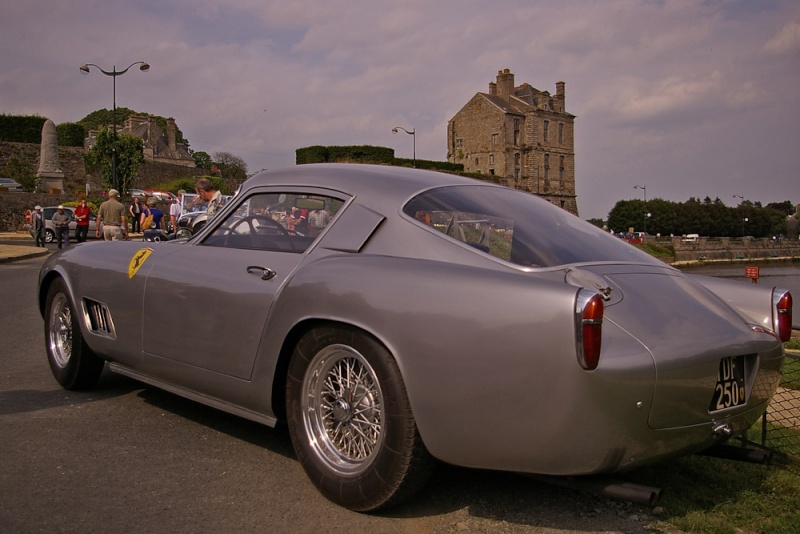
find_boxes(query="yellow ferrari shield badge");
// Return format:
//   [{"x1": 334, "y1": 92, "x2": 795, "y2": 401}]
[{"x1": 128, "y1": 248, "x2": 154, "y2": 278}]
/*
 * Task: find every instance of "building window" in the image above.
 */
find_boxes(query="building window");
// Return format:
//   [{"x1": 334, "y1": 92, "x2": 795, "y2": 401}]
[
  {"x1": 558, "y1": 123, "x2": 564, "y2": 145},
  {"x1": 544, "y1": 153, "x2": 550, "y2": 180},
  {"x1": 513, "y1": 119, "x2": 520, "y2": 145},
  {"x1": 514, "y1": 153, "x2": 520, "y2": 167},
  {"x1": 489, "y1": 154, "x2": 494, "y2": 164},
  {"x1": 455, "y1": 138, "x2": 463, "y2": 149},
  {"x1": 491, "y1": 133, "x2": 499, "y2": 146},
  {"x1": 559, "y1": 156, "x2": 565, "y2": 180},
  {"x1": 475, "y1": 157, "x2": 480, "y2": 166},
  {"x1": 543, "y1": 120, "x2": 549, "y2": 142}
]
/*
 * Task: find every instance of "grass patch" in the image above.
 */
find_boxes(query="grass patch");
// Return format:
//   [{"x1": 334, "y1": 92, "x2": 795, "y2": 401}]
[
  {"x1": 621, "y1": 454, "x2": 800, "y2": 533},
  {"x1": 635, "y1": 242, "x2": 674, "y2": 260},
  {"x1": 785, "y1": 338, "x2": 800, "y2": 351}
]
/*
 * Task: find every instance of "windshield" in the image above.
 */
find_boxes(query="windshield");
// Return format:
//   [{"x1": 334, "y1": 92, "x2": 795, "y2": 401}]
[{"x1": 403, "y1": 185, "x2": 662, "y2": 268}]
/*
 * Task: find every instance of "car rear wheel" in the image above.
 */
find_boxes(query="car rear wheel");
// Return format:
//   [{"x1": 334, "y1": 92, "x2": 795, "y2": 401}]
[
  {"x1": 45, "y1": 229, "x2": 55, "y2": 243},
  {"x1": 286, "y1": 326, "x2": 434, "y2": 511},
  {"x1": 44, "y1": 278, "x2": 104, "y2": 390}
]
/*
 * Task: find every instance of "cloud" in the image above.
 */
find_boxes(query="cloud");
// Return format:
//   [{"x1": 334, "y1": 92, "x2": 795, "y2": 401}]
[
  {"x1": 763, "y1": 19, "x2": 800, "y2": 56},
  {"x1": 1, "y1": 0, "x2": 797, "y2": 220}
]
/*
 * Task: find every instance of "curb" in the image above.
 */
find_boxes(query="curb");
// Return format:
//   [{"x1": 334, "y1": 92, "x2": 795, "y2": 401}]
[{"x1": 0, "y1": 248, "x2": 49, "y2": 264}]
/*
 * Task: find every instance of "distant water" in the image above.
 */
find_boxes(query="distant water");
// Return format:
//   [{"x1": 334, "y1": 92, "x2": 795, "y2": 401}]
[
  {"x1": 679, "y1": 263, "x2": 800, "y2": 295},
  {"x1": 679, "y1": 263, "x2": 800, "y2": 328}
]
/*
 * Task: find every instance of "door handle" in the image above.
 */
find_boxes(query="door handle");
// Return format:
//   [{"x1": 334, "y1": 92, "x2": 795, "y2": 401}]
[{"x1": 247, "y1": 266, "x2": 277, "y2": 280}]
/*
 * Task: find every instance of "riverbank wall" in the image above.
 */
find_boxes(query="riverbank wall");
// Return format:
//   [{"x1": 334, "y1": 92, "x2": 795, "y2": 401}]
[{"x1": 655, "y1": 236, "x2": 800, "y2": 263}]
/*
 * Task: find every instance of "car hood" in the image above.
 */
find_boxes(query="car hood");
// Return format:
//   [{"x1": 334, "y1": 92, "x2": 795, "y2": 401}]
[{"x1": 573, "y1": 264, "x2": 783, "y2": 429}]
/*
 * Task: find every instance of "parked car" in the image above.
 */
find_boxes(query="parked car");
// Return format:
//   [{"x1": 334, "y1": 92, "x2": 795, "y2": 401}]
[
  {"x1": 29, "y1": 206, "x2": 97, "y2": 243},
  {"x1": 144, "y1": 190, "x2": 178, "y2": 203},
  {"x1": 0, "y1": 177, "x2": 23, "y2": 192},
  {"x1": 37, "y1": 164, "x2": 792, "y2": 512},
  {"x1": 174, "y1": 207, "x2": 208, "y2": 238}
]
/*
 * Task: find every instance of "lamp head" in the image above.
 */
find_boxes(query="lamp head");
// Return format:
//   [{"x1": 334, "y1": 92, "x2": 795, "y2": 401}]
[
  {"x1": 392, "y1": 128, "x2": 398, "y2": 133},
  {"x1": 79, "y1": 64, "x2": 90, "y2": 74},
  {"x1": 139, "y1": 62, "x2": 150, "y2": 72}
]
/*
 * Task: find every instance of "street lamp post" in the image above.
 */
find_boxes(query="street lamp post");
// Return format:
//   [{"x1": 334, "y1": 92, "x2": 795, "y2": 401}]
[
  {"x1": 80, "y1": 61, "x2": 150, "y2": 195},
  {"x1": 634, "y1": 184, "x2": 647, "y2": 234},
  {"x1": 392, "y1": 126, "x2": 415, "y2": 168},
  {"x1": 733, "y1": 195, "x2": 745, "y2": 237}
]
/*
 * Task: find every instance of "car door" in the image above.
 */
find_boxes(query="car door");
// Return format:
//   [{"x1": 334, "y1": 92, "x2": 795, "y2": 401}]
[{"x1": 141, "y1": 189, "x2": 345, "y2": 379}]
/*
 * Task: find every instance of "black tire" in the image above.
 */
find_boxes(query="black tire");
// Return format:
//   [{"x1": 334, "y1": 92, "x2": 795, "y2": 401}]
[
  {"x1": 286, "y1": 326, "x2": 434, "y2": 512},
  {"x1": 45, "y1": 228, "x2": 55, "y2": 243},
  {"x1": 44, "y1": 278, "x2": 104, "y2": 390}
]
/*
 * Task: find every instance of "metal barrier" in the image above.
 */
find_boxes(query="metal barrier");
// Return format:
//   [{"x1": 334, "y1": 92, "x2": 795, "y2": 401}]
[{"x1": 756, "y1": 351, "x2": 800, "y2": 461}]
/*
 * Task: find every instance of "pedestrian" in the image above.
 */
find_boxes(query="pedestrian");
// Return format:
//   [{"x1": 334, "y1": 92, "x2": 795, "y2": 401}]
[
  {"x1": 32, "y1": 205, "x2": 46, "y2": 247},
  {"x1": 95, "y1": 189, "x2": 129, "y2": 241},
  {"x1": 74, "y1": 197, "x2": 91, "y2": 243},
  {"x1": 52, "y1": 205, "x2": 72, "y2": 249},
  {"x1": 129, "y1": 197, "x2": 143, "y2": 234},
  {"x1": 195, "y1": 178, "x2": 226, "y2": 218},
  {"x1": 141, "y1": 196, "x2": 165, "y2": 233},
  {"x1": 169, "y1": 196, "x2": 182, "y2": 233},
  {"x1": 308, "y1": 208, "x2": 330, "y2": 237}
]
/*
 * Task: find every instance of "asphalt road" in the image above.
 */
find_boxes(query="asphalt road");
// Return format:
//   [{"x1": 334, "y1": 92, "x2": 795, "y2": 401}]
[{"x1": 0, "y1": 256, "x2": 652, "y2": 534}]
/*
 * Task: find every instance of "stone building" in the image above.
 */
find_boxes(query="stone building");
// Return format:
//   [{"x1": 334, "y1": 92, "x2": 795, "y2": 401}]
[
  {"x1": 447, "y1": 68, "x2": 578, "y2": 215},
  {"x1": 85, "y1": 114, "x2": 194, "y2": 167}
]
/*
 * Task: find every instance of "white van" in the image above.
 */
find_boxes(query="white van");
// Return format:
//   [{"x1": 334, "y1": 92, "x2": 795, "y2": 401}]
[{"x1": 682, "y1": 233, "x2": 699, "y2": 243}]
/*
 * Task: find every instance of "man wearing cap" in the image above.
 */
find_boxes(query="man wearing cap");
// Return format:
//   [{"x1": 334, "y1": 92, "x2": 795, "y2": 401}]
[
  {"x1": 32, "y1": 205, "x2": 45, "y2": 248},
  {"x1": 52, "y1": 205, "x2": 72, "y2": 249},
  {"x1": 95, "y1": 189, "x2": 129, "y2": 241}
]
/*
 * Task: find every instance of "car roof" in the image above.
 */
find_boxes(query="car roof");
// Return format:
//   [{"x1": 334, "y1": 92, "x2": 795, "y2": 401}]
[{"x1": 245, "y1": 164, "x2": 491, "y2": 210}]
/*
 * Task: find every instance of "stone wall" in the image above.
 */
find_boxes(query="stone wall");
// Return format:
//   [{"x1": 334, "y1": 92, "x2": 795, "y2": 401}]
[
  {"x1": 0, "y1": 141, "x2": 206, "y2": 231},
  {"x1": 0, "y1": 141, "x2": 89, "y2": 193},
  {"x1": 665, "y1": 236, "x2": 800, "y2": 262},
  {"x1": 0, "y1": 192, "x2": 77, "y2": 232}
]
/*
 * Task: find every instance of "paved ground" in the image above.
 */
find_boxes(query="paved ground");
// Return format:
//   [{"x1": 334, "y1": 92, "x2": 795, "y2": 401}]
[{"x1": 0, "y1": 231, "x2": 144, "y2": 263}]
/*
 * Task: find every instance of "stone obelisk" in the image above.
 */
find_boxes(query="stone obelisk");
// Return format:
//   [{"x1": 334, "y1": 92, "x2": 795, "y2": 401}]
[{"x1": 36, "y1": 119, "x2": 65, "y2": 192}]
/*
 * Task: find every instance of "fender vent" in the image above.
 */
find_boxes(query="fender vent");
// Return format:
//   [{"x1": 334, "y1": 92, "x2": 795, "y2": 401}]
[{"x1": 82, "y1": 299, "x2": 117, "y2": 339}]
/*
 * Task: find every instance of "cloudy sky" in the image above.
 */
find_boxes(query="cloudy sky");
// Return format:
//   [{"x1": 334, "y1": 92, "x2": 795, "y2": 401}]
[{"x1": 2, "y1": 0, "x2": 798, "y2": 219}]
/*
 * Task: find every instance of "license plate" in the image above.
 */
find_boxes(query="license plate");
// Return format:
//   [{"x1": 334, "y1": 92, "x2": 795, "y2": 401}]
[{"x1": 709, "y1": 356, "x2": 746, "y2": 412}]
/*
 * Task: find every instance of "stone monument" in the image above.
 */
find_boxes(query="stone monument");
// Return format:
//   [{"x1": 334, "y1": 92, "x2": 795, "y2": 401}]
[{"x1": 36, "y1": 119, "x2": 65, "y2": 192}]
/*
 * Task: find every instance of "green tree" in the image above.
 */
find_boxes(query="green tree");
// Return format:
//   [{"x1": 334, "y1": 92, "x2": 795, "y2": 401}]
[
  {"x1": 213, "y1": 151, "x2": 248, "y2": 194},
  {"x1": 192, "y1": 151, "x2": 212, "y2": 170},
  {"x1": 84, "y1": 128, "x2": 144, "y2": 197},
  {"x1": 3, "y1": 155, "x2": 36, "y2": 192}
]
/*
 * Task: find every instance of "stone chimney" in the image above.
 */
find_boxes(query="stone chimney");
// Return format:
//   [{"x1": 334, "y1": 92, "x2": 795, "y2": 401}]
[
  {"x1": 496, "y1": 68, "x2": 515, "y2": 101},
  {"x1": 167, "y1": 117, "x2": 177, "y2": 154},
  {"x1": 555, "y1": 81, "x2": 566, "y2": 112},
  {"x1": 489, "y1": 81, "x2": 497, "y2": 96}
]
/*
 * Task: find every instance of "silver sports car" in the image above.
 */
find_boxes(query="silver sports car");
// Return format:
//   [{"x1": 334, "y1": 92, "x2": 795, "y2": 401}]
[{"x1": 38, "y1": 164, "x2": 792, "y2": 511}]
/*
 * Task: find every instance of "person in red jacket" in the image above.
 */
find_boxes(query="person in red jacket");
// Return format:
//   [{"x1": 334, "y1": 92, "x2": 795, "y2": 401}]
[{"x1": 74, "y1": 197, "x2": 91, "y2": 243}]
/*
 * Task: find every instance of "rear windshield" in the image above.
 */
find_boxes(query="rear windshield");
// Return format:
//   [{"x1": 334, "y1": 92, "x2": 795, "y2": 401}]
[{"x1": 403, "y1": 185, "x2": 662, "y2": 268}]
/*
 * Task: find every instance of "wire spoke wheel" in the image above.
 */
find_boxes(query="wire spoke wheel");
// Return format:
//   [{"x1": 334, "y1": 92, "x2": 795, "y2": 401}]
[
  {"x1": 48, "y1": 293, "x2": 73, "y2": 369},
  {"x1": 44, "y1": 279, "x2": 104, "y2": 390},
  {"x1": 302, "y1": 344, "x2": 384, "y2": 475},
  {"x1": 287, "y1": 326, "x2": 434, "y2": 511}
]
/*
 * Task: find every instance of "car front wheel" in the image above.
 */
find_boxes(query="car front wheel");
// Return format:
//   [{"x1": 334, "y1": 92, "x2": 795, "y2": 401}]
[
  {"x1": 45, "y1": 229, "x2": 55, "y2": 243},
  {"x1": 286, "y1": 326, "x2": 434, "y2": 511},
  {"x1": 44, "y1": 278, "x2": 104, "y2": 389}
]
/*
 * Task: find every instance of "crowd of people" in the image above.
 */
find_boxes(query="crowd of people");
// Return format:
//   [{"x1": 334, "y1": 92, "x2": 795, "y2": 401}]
[{"x1": 30, "y1": 179, "x2": 222, "y2": 248}]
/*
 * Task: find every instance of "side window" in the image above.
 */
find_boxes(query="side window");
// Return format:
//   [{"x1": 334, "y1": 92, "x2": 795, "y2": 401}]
[
  {"x1": 202, "y1": 192, "x2": 343, "y2": 253},
  {"x1": 411, "y1": 208, "x2": 514, "y2": 262}
]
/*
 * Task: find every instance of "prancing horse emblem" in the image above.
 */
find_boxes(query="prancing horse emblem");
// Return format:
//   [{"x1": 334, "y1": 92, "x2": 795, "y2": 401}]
[{"x1": 128, "y1": 248, "x2": 154, "y2": 278}]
